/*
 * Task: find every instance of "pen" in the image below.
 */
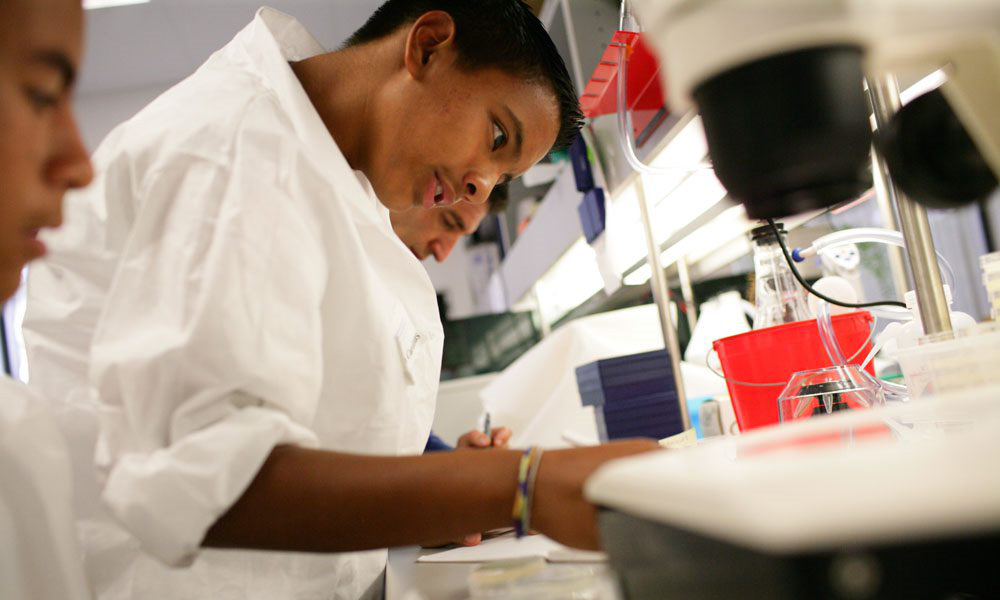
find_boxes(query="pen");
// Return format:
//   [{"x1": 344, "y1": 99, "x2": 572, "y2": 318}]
[{"x1": 483, "y1": 412, "x2": 491, "y2": 446}]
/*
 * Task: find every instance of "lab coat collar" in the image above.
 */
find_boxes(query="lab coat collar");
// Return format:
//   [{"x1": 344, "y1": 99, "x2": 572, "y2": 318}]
[{"x1": 240, "y1": 8, "x2": 386, "y2": 221}]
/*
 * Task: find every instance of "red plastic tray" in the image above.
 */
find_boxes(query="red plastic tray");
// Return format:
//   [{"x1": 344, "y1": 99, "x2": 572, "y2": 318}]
[{"x1": 580, "y1": 31, "x2": 667, "y2": 145}]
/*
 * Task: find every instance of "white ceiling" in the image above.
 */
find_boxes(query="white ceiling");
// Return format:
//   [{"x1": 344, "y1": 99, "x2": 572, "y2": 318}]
[{"x1": 79, "y1": 0, "x2": 383, "y2": 96}]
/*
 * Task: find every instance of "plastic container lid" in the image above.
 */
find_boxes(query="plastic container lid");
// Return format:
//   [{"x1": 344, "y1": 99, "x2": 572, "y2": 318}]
[
  {"x1": 750, "y1": 222, "x2": 786, "y2": 244},
  {"x1": 979, "y1": 251, "x2": 1000, "y2": 268},
  {"x1": 468, "y1": 557, "x2": 546, "y2": 588},
  {"x1": 468, "y1": 560, "x2": 610, "y2": 600}
]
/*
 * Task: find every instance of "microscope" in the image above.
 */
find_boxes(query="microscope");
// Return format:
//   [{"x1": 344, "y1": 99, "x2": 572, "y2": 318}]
[
  {"x1": 585, "y1": 2, "x2": 1000, "y2": 598},
  {"x1": 633, "y1": 0, "x2": 999, "y2": 218}
]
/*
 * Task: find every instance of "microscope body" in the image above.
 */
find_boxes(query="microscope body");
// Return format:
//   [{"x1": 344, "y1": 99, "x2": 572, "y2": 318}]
[{"x1": 630, "y1": 0, "x2": 1000, "y2": 217}]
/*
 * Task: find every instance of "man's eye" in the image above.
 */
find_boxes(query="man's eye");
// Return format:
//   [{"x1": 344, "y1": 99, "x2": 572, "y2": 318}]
[
  {"x1": 492, "y1": 122, "x2": 508, "y2": 152},
  {"x1": 25, "y1": 88, "x2": 59, "y2": 110}
]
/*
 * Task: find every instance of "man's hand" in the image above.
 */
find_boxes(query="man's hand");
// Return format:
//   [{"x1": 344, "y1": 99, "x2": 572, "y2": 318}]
[
  {"x1": 419, "y1": 427, "x2": 511, "y2": 547},
  {"x1": 456, "y1": 427, "x2": 512, "y2": 449},
  {"x1": 530, "y1": 440, "x2": 660, "y2": 550},
  {"x1": 421, "y1": 532, "x2": 483, "y2": 548}
]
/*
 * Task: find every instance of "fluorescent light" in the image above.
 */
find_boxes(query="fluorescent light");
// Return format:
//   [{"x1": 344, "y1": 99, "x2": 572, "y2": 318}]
[
  {"x1": 84, "y1": 0, "x2": 150, "y2": 9},
  {"x1": 533, "y1": 238, "x2": 605, "y2": 325},
  {"x1": 640, "y1": 116, "x2": 708, "y2": 208},
  {"x1": 622, "y1": 205, "x2": 751, "y2": 287},
  {"x1": 900, "y1": 69, "x2": 948, "y2": 105},
  {"x1": 610, "y1": 154, "x2": 729, "y2": 288},
  {"x1": 647, "y1": 115, "x2": 709, "y2": 173},
  {"x1": 623, "y1": 264, "x2": 652, "y2": 287},
  {"x1": 605, "y1": 113, "x2": 725, "y2": 281},
  {"x1": 650, "y1": 170, "x2": 728, "y2": 239},
  {"x1": 658, "y1": 205, "x2": 748, "y2": 267}
]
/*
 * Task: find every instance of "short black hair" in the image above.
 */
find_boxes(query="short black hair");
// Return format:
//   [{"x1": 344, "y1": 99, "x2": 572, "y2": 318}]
[{"x1": 344, "y1": 0, "x2": 583, "y2": 153}]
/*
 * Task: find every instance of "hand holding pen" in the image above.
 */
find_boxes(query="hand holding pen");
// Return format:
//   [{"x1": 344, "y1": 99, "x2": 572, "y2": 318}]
[{"x1": 455, "y1": 412, "x2": 512, "y2": 449}]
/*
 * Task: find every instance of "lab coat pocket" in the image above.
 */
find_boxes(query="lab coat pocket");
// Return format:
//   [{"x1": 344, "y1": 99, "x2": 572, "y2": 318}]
[
  {"x1": 393, "y1": 306, "x2": 424, "y2": 386},
  {"x1": 392, "y1": 304, "x2": 440, "y2": 454}
]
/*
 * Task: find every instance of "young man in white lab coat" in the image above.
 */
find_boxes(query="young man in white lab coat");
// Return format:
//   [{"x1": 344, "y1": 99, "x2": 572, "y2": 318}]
[
  {"x1": 23, "y1": 2, "x2": 655, "y2": 599},
  {"x1": 0, "y1": 0, "x2": 95, "y2": 597}
]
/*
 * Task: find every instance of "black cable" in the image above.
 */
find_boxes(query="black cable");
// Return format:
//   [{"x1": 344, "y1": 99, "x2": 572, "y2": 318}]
[
  {"x1": 979, "y1": 202, "x2": 997, "y2": 254},
  {"x1": 0, "y1": 311, "x2": 12, "y2": 376},
  {"x1": 766, "y1": 218, "x2": 906, "y2": 309}
]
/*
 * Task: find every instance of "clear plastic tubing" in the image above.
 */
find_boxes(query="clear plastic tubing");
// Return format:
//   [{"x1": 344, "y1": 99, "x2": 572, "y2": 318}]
[
  {"x1": 796, "y1": 227, "x2": 957, "y2": 291},
  {"x1": 817, "y1": 300, "x2": 848, "y2": 367},
  {"x1": 817, "y1": 299, "x2": 909, "y2": 400},
  {"x1": 615, "y1": 40, "x2": 708, "y2": 175}
]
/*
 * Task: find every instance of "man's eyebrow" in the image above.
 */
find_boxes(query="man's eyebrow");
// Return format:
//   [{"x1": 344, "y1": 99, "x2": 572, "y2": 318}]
[
  {"x1": 32, "y1": 50, "x2": 76, "y2": 88},
  {"x1": 502, "y1": 104, "x2": 523, "y2": 162}
]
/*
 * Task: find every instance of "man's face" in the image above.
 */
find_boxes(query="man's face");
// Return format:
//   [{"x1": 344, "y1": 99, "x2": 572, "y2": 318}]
[
  {"x1": 0, "y1": 0, "x2": 93, "y2": 301},
  {"x1": 391, "y1": 200, "x2": 489, "y2": 263},
  {"x1": 365, "y1": 13, "x2": 560, "y2": 213}
]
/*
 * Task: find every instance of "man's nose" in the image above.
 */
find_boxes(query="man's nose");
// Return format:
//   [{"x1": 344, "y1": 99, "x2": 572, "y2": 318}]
[
  {"x1": 47, "y1": 108, "x2": 94, "y2": 190},
  {"x1": 430, "y1": 235, "x2": 460, "y2": 263},
  {"x1": 461, "y1": 171, "x2": 492, "y2": 206}
]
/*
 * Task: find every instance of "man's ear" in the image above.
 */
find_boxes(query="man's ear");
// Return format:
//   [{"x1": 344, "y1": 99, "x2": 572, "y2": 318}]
[{"x1": 403, "y1": 11, "x2": 457, "y2": 80}]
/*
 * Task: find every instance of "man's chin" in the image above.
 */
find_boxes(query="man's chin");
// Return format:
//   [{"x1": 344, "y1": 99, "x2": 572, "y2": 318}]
[
  {"x1": 366, "y1": 178, "x2": 410, "y2": 212},
  {"x1": 0, "y1": 269, "x2": 21, "y2": 304}
]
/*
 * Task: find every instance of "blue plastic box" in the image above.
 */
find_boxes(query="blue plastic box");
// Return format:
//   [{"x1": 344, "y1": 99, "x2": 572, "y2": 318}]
[
  {"x1": 577, "y1": 188, "x2": 606, "y2": 244},
  {"x1": 575, "y1": 350, "x2": 683, "y2": 442},
  {"x1": 569, "y1": 135, "x2": 595, "y2": 192}
]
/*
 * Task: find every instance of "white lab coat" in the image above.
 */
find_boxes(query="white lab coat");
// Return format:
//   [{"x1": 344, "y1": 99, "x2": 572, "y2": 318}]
[
  {"x1": 0, "y1": 378, "x2": 92, "y2": 600},
  {"x1": 23, "y1": 8, "x2": 443, "y2": 600}
]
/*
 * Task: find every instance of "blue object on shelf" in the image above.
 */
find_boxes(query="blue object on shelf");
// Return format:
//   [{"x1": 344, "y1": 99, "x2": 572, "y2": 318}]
[
  {"x1": 575, "y1": 350, "x2": 683, "y2": 442},
  {"x1": 569, "y1": 135, "x2": 595, "y2": 192},
  {"x1": 578, "y1": 188, "x2": 606, "y2": 245},
  {"x1": 685, "y1": 395, "x2": 717, "y2": 439}
]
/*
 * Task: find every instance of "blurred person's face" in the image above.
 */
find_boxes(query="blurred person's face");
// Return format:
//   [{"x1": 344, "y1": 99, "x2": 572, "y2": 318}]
[
  {"x1": 0, "y1": 0, "x2": 93, "y2": 301},
  {"x1": 391, "y1": 201, "x2": 489, "y2": 263}
]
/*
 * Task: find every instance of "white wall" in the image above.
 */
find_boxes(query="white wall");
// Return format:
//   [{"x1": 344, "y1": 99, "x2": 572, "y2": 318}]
[
  {"x1": 423, "y1": 242, "x2": 484, "y2": 320},
  {"x1": 75, "y1": 84, "x2": 173, "y2": 151}
]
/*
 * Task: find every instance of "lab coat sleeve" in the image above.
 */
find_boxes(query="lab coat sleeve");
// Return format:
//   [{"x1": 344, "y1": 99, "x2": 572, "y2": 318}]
[
  {"x1": 0, "y1": 381, "x2": 92, "y2": 600},
  {"x1": 91, "y1": 117, "x2": 328, "y2": 567}
]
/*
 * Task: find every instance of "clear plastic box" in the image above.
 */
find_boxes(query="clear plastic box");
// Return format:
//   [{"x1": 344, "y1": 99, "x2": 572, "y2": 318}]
[
  {"x1": 467, "y1": 558, "x2": 618, "y2": 600},
  {"x1": 981, "y1": 251, "x2": 1000, "y2": 321},
  {"x1": 777, "y1": 365, "x2": 885, "y2": 424},
  {"x1": 897, "y1": 322, "x2": 1000, "y2": 400}
]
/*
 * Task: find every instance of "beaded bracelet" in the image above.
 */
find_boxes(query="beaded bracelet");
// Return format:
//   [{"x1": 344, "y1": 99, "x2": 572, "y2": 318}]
[
  {"x1": 523, "y1": 447, "x2": 544, "y2": 534},
  {"x1": 512, "y1": 446, "x2": 543, "y2": 538}
]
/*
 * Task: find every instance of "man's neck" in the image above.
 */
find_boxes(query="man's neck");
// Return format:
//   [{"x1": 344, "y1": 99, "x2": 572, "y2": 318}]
[{"x1": 291, "y1": 45, "x2": 385, "y2": 173}]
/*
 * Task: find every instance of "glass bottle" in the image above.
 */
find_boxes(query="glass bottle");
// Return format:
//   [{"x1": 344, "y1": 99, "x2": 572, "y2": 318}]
[{"x1": 751, "y1": 223, "x2": 811, "y2": 330}]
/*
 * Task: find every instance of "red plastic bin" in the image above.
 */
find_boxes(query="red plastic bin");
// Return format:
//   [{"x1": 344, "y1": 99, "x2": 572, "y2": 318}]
[
  {"x1": 579, "y1": 31, "x2": 667, "y2": 144},
  {"x1": 712, "y1": 311, "x2": 876, "y2": 432}
]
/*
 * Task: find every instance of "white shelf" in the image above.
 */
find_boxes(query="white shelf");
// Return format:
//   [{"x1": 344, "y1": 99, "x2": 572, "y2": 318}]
[{"x1": 500, "y1": 164, "x2": 584, "y2": 306}]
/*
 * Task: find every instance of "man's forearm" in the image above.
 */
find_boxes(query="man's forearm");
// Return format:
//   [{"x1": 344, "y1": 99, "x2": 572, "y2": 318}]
[{"x1": 202, "y1": 444, "x2": 520, "y2": 552}]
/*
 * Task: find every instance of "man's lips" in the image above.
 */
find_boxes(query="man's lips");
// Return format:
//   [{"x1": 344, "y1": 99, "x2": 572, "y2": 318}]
[{"x1": 422, "y1": 172, "x2": 454, "y2": 209}]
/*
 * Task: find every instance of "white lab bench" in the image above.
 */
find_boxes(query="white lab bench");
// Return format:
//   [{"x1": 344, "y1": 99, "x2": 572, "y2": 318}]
[
  {"x1": 386, "y1": 546, "x2": 481, "y2": 600},
  {"x1": 385, "y1": 541, "x2": 620, "y2": 600}
]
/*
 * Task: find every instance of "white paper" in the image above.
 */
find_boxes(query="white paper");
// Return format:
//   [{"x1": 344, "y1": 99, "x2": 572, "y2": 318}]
[
  {"x1": 480, "y1": 304, "x2": 729, "y2": 449},
  {"x1": 659, "y1": 428, "x2": 698, "y2": 450}
]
